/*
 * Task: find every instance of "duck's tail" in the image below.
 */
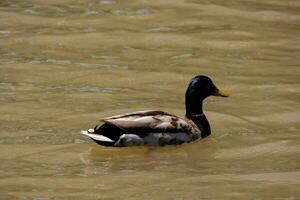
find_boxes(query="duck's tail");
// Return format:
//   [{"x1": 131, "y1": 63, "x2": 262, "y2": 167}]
[{"x1": 81, "y1": 129, "x2": 115, "y2": 146}]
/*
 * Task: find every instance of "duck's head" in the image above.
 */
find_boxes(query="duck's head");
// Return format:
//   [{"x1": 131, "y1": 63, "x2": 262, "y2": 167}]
[
  {"x1": 186, "y1": 75, "x2": 229, "y2": 99},
  {"x1": 185, "y1": 75, "x2": 229, "y2": 116}
]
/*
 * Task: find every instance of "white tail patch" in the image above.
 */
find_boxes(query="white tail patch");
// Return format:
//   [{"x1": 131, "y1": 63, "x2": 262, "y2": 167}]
[{"x1": 81, "y1": 130, "x2": 115, "y2": 142}]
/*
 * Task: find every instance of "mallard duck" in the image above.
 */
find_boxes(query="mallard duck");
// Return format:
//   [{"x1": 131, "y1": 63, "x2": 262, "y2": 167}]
[{"x1": 81, "y1": 75, "x2": 229, "y2": 147}]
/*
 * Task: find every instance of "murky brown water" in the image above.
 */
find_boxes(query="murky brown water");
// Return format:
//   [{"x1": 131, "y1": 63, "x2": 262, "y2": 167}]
[{"x1": 1, "y1": 0, "x2": 300, "y2": 199}]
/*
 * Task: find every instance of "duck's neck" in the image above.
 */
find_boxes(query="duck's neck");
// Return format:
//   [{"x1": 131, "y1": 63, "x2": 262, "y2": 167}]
[{"x1": 185, "y1": 100, "x2": 211, "y2": 138}]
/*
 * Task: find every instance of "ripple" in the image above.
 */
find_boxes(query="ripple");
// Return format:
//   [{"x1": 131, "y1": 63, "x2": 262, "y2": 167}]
[
  {"x1": 122, "y1": 46, "x2": 142, "y2": 52},
  {"x1": 27, "y1": 59, "x2": 128, "y2": 69},
  {"x1": 99, "y1": 0, "x2": 115, "y2": 4},
  {"x1": 23, "y1": 9, "x2": 39, "y2": 15},
  {"x1": 213, "y1": 140, "x2": 300, "y2": 159},
  {"x1": 68, "y1": 27, "x2": 97, "y2": 33},
  {"x1": 45, "y1": 59, "x2": 72, "y2": 65},
  {"x1": 19, "y1": 4, "x2": 67, "y2": 16},
  {"x1": 171, "y1": 53, "x2": 194, "y2": 59},
  {"x1": 0, "y1": 30, "x2": 11, "y2": 36},
  {"x1": 76, "y1": 62, "x2": 101, "y2": 68},
  {"x1": 28, "y1": 60, "x2": 42, "y2": 64},
  {"x1": 238, "y1": 172, "x2": 300, "y2": 184},
  {"x1": 176, "y1": 24, "x2": 233, "y2": 33},
  {"x1": 77, "y1": 62, "x2": 128, "y2": 69},
  {"x1": 90, "y1": 55, "x2": 120, "y2": 60},
  {"x1": 42, "y1": 85, "x2": 131, "y2": 94},
  {"x1": 83, "y1": 11, "x2": 101, "y2": 16},
  {"x1": 28, "y1": 59, "x2": 72, "y2": 65},
  {"x1": 245, "y1": 112, "x2": 300, "y2": 123},
  {"x1": 73, "y1": 138, "x2": 85, "y2": 144},
  {"x1": 0, "y1": 81, "x2": 131, "y2": 95},
  {"x1": 144, "y1": 27, "x2": 175, "y2": 33},
  {"x1": 112, "y1": 8, "x2": 151, "y2": 16}
]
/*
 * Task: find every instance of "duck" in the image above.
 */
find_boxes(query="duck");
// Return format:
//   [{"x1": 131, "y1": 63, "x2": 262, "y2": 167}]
[{"x1": 81, "y1": 75, "x2": 229, "y2": 147}]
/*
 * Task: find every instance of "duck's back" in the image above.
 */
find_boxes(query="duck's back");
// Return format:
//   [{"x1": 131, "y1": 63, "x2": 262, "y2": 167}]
[{"x1": 82, "y1": 110, "x2": 201, "y2": 147}]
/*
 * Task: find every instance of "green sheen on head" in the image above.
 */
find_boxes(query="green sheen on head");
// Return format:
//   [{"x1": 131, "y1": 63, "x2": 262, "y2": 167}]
[{"x1": 186, "y1": 75, "x2": 229, "y2": 99}]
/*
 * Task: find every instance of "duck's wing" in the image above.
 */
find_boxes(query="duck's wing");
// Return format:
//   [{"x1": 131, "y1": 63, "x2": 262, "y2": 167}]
[
  {"x1": 101, "y1": 110, "x2": 200, "y2": 134},
  {"x1": 82, "y1": 110, "x2": 201, "y2": 146}
]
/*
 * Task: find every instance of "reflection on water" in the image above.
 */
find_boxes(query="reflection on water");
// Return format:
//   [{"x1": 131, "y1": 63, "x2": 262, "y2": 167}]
[{"x1": 0, "y1": 0, "x2": 300, "y2": 199}]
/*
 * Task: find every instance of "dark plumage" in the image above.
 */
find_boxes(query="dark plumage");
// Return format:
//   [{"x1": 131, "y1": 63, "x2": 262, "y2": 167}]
[{"x1": 81, "y1": 75, "x2": 229, "y2": 147}]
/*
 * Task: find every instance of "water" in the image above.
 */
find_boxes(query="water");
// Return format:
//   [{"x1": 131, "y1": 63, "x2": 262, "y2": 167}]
[{"x1": 0, "y1": 0, "x2": 300, "y2": 199}]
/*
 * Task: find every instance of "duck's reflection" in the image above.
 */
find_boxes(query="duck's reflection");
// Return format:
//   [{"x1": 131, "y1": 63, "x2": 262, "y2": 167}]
[{"x1": 78, "y1": 145, "x2": 194, "y2": 176}]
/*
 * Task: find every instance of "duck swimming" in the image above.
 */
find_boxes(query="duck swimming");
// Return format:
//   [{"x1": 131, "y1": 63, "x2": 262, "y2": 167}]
[{"x1": 81, "y1": 75, "x2": 229, "y2": 147}]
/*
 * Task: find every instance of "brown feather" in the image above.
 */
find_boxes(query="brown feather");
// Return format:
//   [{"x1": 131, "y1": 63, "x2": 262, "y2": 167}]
[{"x1": 100, "y1": 110, "x2": 200, "y2": 135}]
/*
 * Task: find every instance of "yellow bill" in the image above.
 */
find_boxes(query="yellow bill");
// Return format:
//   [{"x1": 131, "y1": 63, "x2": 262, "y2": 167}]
[{"x1": 214, "y1": 88, "x2": 229, "y2": 97}]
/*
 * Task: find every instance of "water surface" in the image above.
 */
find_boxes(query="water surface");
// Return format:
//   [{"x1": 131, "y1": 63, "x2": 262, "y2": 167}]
[{"x1": 0, "y1": 0, "x2": 300, "y2": 199}]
